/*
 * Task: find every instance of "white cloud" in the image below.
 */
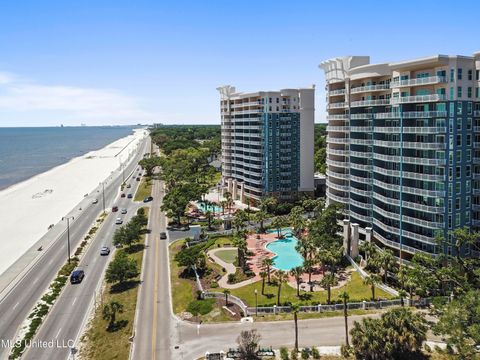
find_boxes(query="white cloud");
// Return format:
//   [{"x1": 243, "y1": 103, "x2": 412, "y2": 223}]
[{"x1": 0, "y1": 72, "x2": 156, "y2": 125}]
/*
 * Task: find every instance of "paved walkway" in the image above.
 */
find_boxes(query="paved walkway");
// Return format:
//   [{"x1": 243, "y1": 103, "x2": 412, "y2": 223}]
[{"x1": 207, "y1": 248, "x2": 259, "y2": 289}]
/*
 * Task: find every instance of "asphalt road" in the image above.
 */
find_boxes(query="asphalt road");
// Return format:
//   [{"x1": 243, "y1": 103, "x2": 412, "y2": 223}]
[{"x1": 0, "y1": 136, "x2": 149, "y2": 360}]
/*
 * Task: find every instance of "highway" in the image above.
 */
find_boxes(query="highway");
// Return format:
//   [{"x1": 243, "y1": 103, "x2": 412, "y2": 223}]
[{"x1": 0, "y1": 135, "x2": 149, "y2": 360}]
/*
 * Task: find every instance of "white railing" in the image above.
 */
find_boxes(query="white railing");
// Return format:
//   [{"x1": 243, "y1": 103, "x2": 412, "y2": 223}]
[
  {"x1": 327, "y1": 137, "x2": 349, "y2": 144},
  {"x1": 327, "y1": 190, "x2": 350, "y2": 204},
  {"x1": 350, "y1": 126, "x2": 372, "y2": 132},
  {"x1": 350, "y1": 113, "x2": 373, "y2": 119},
  {"x1": 329, "y1": 88, "x2": 346, "y2": 96},
  {"x1": 350, "y1": 84, "x2": 390, "y2": 93},
  {"x1": 326, "y1": 179, "x2": 350, "y2": 191},
  {"x1": 390, "y1": 94, "x2": 446, "y2": 104},
  {"x1": 350, "y1": 138, "x2": 373, "y2": 145},
  {"x1": 390, "y1": 75, "x2": 446, "y2": 88},
  {"x1": 328, "y1": 149, "x2": 349, "y2": 156},
  {"x1": 327, "y1": 125, "x2": 350, "y2": 132},
  {"x1": 351, "y1": 99, "x2": 390, "y2": 107},
  {"x1": 373, "y1": 204, "x2": 400, "y2": 220},
  {"x1": 327, "y1": 114, "x2": 349, "y2": 120},
  {"x1": 328, "y1": 102, "x2": 347, "y2": 109}
]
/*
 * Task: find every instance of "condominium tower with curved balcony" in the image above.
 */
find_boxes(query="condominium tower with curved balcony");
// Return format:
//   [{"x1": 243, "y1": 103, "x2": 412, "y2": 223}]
[{"x1": 320, "y1": 53, "x2": 480, "y2": 259}]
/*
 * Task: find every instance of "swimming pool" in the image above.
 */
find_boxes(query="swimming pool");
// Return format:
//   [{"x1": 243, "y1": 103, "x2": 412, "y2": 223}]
[
  {"x1": 197, "y1": 201, "x2": 223, "y2": 214},
  {"x1": 266, "y1": 233, "x2": 304, "y2": 271}
]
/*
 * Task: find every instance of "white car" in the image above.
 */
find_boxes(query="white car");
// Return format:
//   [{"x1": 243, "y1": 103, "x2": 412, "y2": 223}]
[
  {"x1": 121, "y1": 208, "x2": 127, "y2": 214},
  {"x1": 92, "y1": 199, "x2": 98, "y2": 204},
  {"x1": 115, "y1": 218, "x2": 123, "y2": 225}
]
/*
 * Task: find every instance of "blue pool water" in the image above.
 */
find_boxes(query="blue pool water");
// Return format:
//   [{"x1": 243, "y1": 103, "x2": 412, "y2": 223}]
[
  {"x1": 266, "y1": 232, "x2": 304, "y2": 271},
  {"x1": 197, "y1": 201, "x2": 223, "y2": 214}
]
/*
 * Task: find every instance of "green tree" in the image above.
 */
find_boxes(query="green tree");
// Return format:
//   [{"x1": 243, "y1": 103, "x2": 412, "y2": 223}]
[
  {"x1": 339, "y1": 291, "x2": 350, "y2": 347},
  {"x1": 350, "y1": 307, "x2": 427, "y2": 360},
  {"x1": 259, "y1": 196, "x2": 277, "y2": 213},
  {"x1": 138, "y1": 156, "x2": 161, "y2": 177},
  {"x1": 223, "y1": 289, "x2": 231, "y2": 306},
  {"x1": 275, "y1": 270, "x2": 288, "y2": 306},
  {"x1": 105, "y1": 252, "x2": 138, "y2": 284},
  {"x1": 303, "y1": 259, "x2": 317, "y2": 292},
  {"x1": 271, "y1": 216, "x2": 288, "y2": 238},
  {"x1": 259, "y1": 271, "x2": 267, "y2": 295},
  {"x1": 377, "y1": 249, "x2": 396, "y2": 283},
  {"x1": 433, "y1": 290, "x2": 480, "y2": 359},
  {"x1": 321, "y1": 272, "x2": 336, "y2": 305},
  {"x1": 237, "y1": 329, "x2": 261, "y2": 360},
  {"x1": 289, "y1": 206, "x2": 306, "y2": 238},
  {"x1": 291, "y1": 303, "x2": 300, "y2": 352},
  {"x1": 253, "y1": 210, "x2": 268, "y2": 233},
  {"x1": 363, "y1": 274, "x2": 380, "y2": 301},
  {"x1": 290, "y1": 266, "x2": 304, "y2": 297},
  {"x1": 359, "y1": 241, "x2": 377, "y2": 263},
  {"x1": 102, "y1": 301, "x2": 124, "y2": 330},
  {"x1": 174, "y1": 245, "x2": 203, "y2": 273},
  {"x1": 262, "y1": 258, "x2": 274, "y2": 284}
]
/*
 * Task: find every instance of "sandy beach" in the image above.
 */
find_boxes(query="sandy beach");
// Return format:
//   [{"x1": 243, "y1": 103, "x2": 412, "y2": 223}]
[{"x1": 0, "y1": 128, "x2": 148, "y2": 276}]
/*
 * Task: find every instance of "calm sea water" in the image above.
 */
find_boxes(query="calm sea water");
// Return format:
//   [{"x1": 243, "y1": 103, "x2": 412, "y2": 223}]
[{"x1": 0, "y1": 126, "x2": 137, "y2": 190}]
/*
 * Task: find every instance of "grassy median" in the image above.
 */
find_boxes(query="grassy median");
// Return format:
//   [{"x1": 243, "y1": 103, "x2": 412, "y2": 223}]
[
  {"x1": 80, "y1": 208, "x2": 149, "y2": 360},
  {"x1": 133, "y1": 176, "x2": 152, "y2": 202},
  {"x1": 169, "y1": 239, "x2": 195, "y2": 314}
]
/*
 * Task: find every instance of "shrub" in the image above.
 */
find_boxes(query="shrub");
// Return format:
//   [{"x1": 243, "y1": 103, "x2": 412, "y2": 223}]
[
  {"x1": 290, "y1": 349, "x2": 298, "y2": 360},
  {"x1": 186, "y1": 299, "x2": 215, "y2": 316},
  {"x1": 301, "y1": 348, "x2": 310, "y2": 359},
  {"x1": 280, "y1": 347, "x2": 289, "y2": 360},
  {"x1": 311, "y1": 346, "x2": 320, "y2": 359},
  {"x1": 227, "y1": 274, "x2": 236, "y2": 283},
  {"x1": 210, "y1": 281, "x2": 218, "y2": 288}
]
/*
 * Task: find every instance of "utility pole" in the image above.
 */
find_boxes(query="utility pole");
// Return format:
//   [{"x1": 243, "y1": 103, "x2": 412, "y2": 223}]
[
  {"x1": 100, "y1": 182, "x2": 106, "y2": 213},
  {"x1": 63, "y1": 216, "x2": 74, "y2": 263}
]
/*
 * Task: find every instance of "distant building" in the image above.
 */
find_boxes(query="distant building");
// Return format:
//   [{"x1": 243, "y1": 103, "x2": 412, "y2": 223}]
[
  {"x1": 320, "y1": 53, "x2": 480, "y2": 259},
  {"x1": 314, "y1": 173, "x2": 326, "y2": 197},
  {"x1": 217, "y1": 85, "x2": 315, "y2": 205}
]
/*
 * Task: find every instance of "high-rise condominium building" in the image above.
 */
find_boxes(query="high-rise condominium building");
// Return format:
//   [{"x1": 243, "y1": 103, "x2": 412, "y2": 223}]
[
  {"x1": 320, "y1": 53, "x2": 480, "y2": 260},
  {"x1": 217, "y1": 85, "x2": 315, "y2": 205}
]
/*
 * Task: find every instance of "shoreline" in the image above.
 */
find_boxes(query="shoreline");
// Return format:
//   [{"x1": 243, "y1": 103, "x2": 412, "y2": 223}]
[{"x1": 0, "y1": 128, "x2": 148, "y2": 276}]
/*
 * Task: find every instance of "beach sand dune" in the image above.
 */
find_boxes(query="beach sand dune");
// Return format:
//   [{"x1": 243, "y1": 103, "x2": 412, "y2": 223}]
[{"x1": 0, "y1": 128, "x2": 147, "y2": 276}]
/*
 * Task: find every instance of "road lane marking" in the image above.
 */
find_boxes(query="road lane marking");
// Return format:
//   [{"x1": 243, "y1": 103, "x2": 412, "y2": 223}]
[
  {"x1": 32, "y1": 277, "x2": 39, "y2": 284},
  {"x1": 55, "y1": 327, "x2": 62, "y2": 339},
  {"x1": 72, "y1": 298, "x2": 77, "y2": 306},
  {"x1": 48, "y1": 259, "x2": 53, "y2": 266},
  {"x1": 13, "y1": 302, "x2": 19, "y2": 310}
]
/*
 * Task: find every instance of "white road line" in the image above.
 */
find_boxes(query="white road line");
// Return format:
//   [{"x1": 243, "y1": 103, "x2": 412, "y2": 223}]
[
  {"x1": 32, "y1": 277, "x2": 39, "y2": 284},
  {"x1": 55, "y1": 327, "x2": 62, "y2": 339},
  {"x1": 48, "y1": 259, "x2": 53, "y2": 266},
  {"x1": 72, "y1": 298, "x2": 77, "y2": 306},
  {"x1": 12, "y1": 302, "x2": 19, "y2": 310}
]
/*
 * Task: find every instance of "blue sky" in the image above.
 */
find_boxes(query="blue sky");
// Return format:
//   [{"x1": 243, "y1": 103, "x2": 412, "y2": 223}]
[{"x1": 0, "y1": 0, "x2": 479, "y2": 126}]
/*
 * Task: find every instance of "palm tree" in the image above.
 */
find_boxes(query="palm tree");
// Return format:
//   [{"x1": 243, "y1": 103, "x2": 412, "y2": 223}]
[
  {"x1": 378, "y1": 249, "x2": 396, "y2": 283},
  {"x1": 253, "y1": 210, "x2": 268, "y2": 233},
  {"x1": 303, "y1": 259, "x2": 316, "y2": 292},
  {"x1": 291, "y1": 303, "x2": 301, "y2": 352},
  {"x1": 321, "y1": 272, "x2": 336, "y2": 304},
  {"x1": 220, "y1": 200, "x2": 227, "y2": 215},
  {"x1": 363, "y1": 274, "x2": 380, "y2": 301},
  {"x1": 290, "y1": 266, "x2": 304, "y2": 297},
  {"x1": 275, "y1": 270, "x2": 288, "y2": 306},
  {"x1": 271, "y1": 216, "x2": 287, "y2": 238},
  {"x1": 289, "y1": 206, "x2": 306, "y2": 238},
  {"x1": 224, "y1": 191, "x2": 233, "y2": 210},
  {"x1": 102, "y1": 301, "x2": 124, "y2": 330},
  {"x1": 359, "y1": 241, "x2": 377, "y2": 263},
  {"x1": 233, "y1": 233, "x2": 248, "y2": 269},
  {"x1": 259, "y1": 271, "x2": 267, "y2": 295},
  {"x1": 260, "y1": 196, "x2": 277, "y2": 213},
  {"x1": 223, "y1": 289, "x2": 231, "y2": 306},
  {"x1": 398, "y1": 289, "x2": 408, "y2": 307},
  {"x1": 205, "y1": 210, "x2": 213, "y2": 230},
  {"x1": 262, "y1": 258, "x2": 274, "y2": 283},
  {"x1": 339, "y1": 291, "x2": 350, "y2": 347}
]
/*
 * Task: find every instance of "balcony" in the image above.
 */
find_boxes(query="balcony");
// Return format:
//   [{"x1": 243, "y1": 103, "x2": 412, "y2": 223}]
[
  {"x1": 328, "y1": 102, "x2": 347, "y2": 109},
  {"x1": 327, "y1": 137, "x2": 349, "y2": 144},
  {"x1": 390, "y1": 94, "x2": 447, "y2": 104},
  {"x1": 326, "y1": 180, "x2": 350, "y2": 192},
  {"x1": 350, "y1": 150, "x2": 370, "y2": 158},
  {"x1": 327, "y1": 114, "x2": 349, "y2": 121},
  {"x1": 327, "y1": 190, "x2": 350, "y2": 204},
  {"x1": 375, "y1": 110, "x2": 447, "y2": 119},
  {"x1": 350, "y1": 186, "x2": 372, "y2": 197},
  {"x1": 327, "y1": 170, "x2": 349, "y2": 180},
  {"x1": 350, "y1": 126, "x2": 372, "y2": 132},
  {"x1": 350, "y1": 212, "x2": 372, "y2": 223},
  {"x1": 390, "y1": 75, "x2": 447, "y2": 88},
  {"x1": 327, "y1": 125, "x2": 350, "y2": 132},
  {"x1": 374, "y1": 126, "x2": 446, "y2": 134},
  {"x1": 350, "y1": 84, "x2": 390, "y2": 94},
  {"x1": 328, "y1": 148, "x2": 349, "y2": 156},
  {"x1": 350, "y1": 99, "x2": 390, "y2": 107},
  {"x1": 350, "y1": 138, "x2": 373, "y2": 145},
  {"x1": 350, "y1": 113, "x2": 373, "y2": 119},
  {"x1": 326, "y1": 159, "x2": 348, "y2": 167},
  {"x1": 350, "y1": 198, "x2": 372, "y2": 209},
  {"x1": 373, "y1": 204, "x2": 400, "y2": 220},
  {"x1": 350, "y1": 174, "x2": 371, "y2": 184},
  {"x1": 373, "y1": 140, "x2": 445, "y2": 150},
  {"x1": 373, "y1": 153, "x2": 446, "y2": 166},
  {"x1": 329, "y1": 88, "x2": 346, "y2": 96}
]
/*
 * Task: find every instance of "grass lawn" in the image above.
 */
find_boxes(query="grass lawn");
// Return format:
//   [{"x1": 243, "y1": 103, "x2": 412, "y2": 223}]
[
  {"x1": 230, "y1": 271, "x2": 393, "y2": 307},
  {"x1": 207, "y1": 235, "x2": 234, "y2": 249},
  {"x1": 214, "y1": 249, "x2": 237, "y2": 264},
  {"x1": 134, "y1": 176, "x2": 152, "y2": 202},
  {"x1": 170, "y1": 240, "x2": 196, "y2": 314},
  {"x1": 80, "y1": 207, "x2": 149, "y2": 360}
]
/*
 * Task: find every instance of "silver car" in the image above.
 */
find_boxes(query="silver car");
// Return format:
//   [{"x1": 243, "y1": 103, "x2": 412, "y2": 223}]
[
  {"x1": 100, "y1": 246, "x2": 110, "y2": 256},
  {"x1": 121, "y1": 208, "x2": 127, "y2": 214},
  {"x1": 115, "y1": 218, "x2": 123, "y2": 225}
]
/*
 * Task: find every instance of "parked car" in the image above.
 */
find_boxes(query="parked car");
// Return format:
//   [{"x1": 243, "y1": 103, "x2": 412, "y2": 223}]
[
  {"x1": 100, "y1": 246, "x2": 110, "y2": 256},
  {"x1": 136, "y1": 177, "x2": 140, "y2": 181},
  {"x1": 160, "y1": 232, "x2": 167, "y2": 239},
  {"x1": 112, "y1": 206, "x2": 119, "y2": 212},
  {"x1": 92, "y1": 198, "x2": 98, "y2": 204},
  {"x1": 127, "y1": 184, "x2": 131, "y2": 188},
  {"x1": 121, "y1": 208, "x2": 127, "y2": 214},
  {"x1": 121, "y1": 193, "x2": 126, "y2": 198},
  {"x1": 144, "y1": 196, "x2": 153, "y2": 203},
  {"x1": 127, "y1": 194, "x2": 133, "y2": 199},
  {"x1": 115, "y1": 218, "x2": 123, "y2": 225},
  {"x1": 70, "y1": 269, "x2": 85, "y2": 284}
]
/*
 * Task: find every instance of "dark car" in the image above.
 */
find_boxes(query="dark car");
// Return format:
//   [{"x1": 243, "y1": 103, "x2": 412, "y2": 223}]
[
  {"x1": 70, "y1": 269, "x2": 85, "y2": 284},
  {"x1": 121, "y1": 193, "x2": 126, "y2": 198},
  {"x1": 143, "y1": 196, "x2": 153, "y2": 203},
  {"x1": 160, "y1": 232, "x2": 167, "y2": 239},
  {"x1": 112, "y1": 206, "x2": 119, "y2": 212},
  {"x1": 136, "y1": 177, "x2": 140, "y2": 181},
  {"x1": 127, "y1": 184, "x2": 131, "y2": 188},
  {"x1": 127, "y1": 194, "x2": 133, "y2": 199}
]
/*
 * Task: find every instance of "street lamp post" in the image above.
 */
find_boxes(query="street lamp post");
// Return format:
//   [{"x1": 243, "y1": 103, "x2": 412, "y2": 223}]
[
  {"x1": 254, "y1": 289, "x2": 258, "y2": 317},
  {"x1": 99, "y1": 182, "x2": 106, "y2": 213},
  {"x1": 62, "y1": 216, "x2": 74, "y2": 263}
]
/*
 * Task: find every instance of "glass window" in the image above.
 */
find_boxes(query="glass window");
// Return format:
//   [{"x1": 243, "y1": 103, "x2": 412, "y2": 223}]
[
  {"x1": 458, "y1": 68, "x2": 463, "y2": 80},
  {"x1": 466, "y1": 165, "x2": 471, "y2": 176},
  {"x1": 468, "y1": 69, "x2": 473, "y2": 80},
  {"x1": 477, "y1": 70, "x2": 480, "y2": 80},
  {"x1": 468, "y1": 103, "x2": 473, "y2": 115},
  {"x1": 468, "y1": 87, "x2": 473, "y2": 98},
  {"x1": 456, "y1": 198, "x2": 460, "y2": 210},
  {"x1": 450, "y1": 69, "x2": 455, "y2": 82},
  {"x1": 450, "y1": 87, "x2": 454, "y2": 100},
  {"x1": 457, "y1": 86, "x2": 462, "y2": 98},
  {"x1": 457, "y1": 103, "x2": 463, "y2": 115},
  {"x1": 455, "y1": 213, "x2": 460, "y2": 226}
]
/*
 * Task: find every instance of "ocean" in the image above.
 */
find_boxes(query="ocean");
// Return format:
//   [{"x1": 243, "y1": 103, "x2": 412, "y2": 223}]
[{"x1": 0, "y1": 126, "x2": 138, "y2": 190}]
